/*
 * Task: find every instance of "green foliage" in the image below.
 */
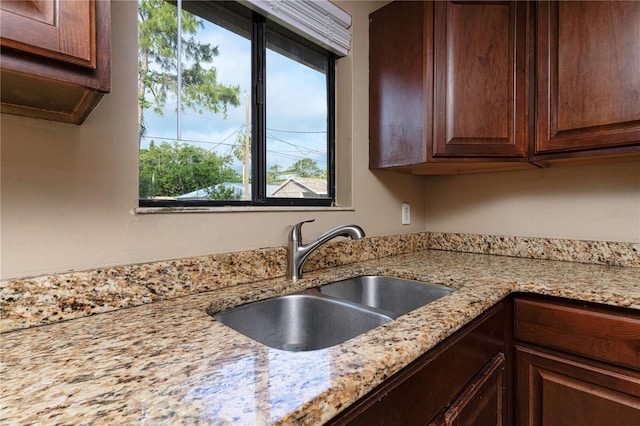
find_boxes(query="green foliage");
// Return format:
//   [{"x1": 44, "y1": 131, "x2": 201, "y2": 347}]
[
  {"x1": 138, "y1": 0, "x2": 243, "y2": 201},
  {"x1": 139, "y1": 141, "x2": 241, "y2": 199},
  {"x1": 284, "y1": 158, "x2": 325, "y2": 178},
  {"x1": 233, "y1": 126, "x2": 250, "y2": 165},
  {"x1": 138, "y1": 0, "x2": 241, "y2": 122},
  {"x1": 267, "y1": 164, "x2": 283, "y2": 184}
]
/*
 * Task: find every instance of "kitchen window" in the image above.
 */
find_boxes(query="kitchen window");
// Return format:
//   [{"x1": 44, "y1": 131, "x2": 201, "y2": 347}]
[{"x1": 138, "y1": 0, "x2": 349, "y2": 208}]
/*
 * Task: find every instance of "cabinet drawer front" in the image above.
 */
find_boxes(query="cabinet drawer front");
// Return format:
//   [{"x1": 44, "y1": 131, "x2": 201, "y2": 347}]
[{"x1": 515, "y1": 298, "x2": 640, "y2": 370}]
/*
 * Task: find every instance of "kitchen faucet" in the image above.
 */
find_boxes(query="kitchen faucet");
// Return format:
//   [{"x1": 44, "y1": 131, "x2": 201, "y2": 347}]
[{"x1": 287, "y1": 219, "x2": 366, "y2": 280}]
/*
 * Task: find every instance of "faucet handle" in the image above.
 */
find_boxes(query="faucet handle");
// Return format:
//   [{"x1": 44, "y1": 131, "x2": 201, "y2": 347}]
[{"x1": 290, "y1": 219, "x2": 315, "y2": 241}]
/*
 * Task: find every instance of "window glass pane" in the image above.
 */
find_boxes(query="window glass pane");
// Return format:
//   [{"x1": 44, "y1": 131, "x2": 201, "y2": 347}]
[
  {"x1": 138, "y1": 1, "x2": 334, "y2": 207},
  {"x1": 265, "y1": 27, "x2": 330, "y2": 199},
  {"x1": 138, "y1": 0, "x2": 251, "y2": 201}
]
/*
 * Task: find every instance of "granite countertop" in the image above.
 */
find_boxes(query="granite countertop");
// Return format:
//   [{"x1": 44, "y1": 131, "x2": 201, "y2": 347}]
[{"x1": 1, "y1": 249, "x2": 639, "y2": 425}]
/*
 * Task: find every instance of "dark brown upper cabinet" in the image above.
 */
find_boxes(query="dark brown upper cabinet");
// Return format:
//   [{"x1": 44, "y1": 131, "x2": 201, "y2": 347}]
[
  {"x1": 0, "y1": 0, "x2": 111, "y2": 124},
  {"x1": 433, "y1": 1, "x2": 527, "y2": 159},
  {"x1": 370, "y1": 0, "x2": 640, "y2": 175},
  {"x1": 533, "y1": 1, "x2": 640, "y2": 159},
  {"x1": 370, "y1": 1, "x2": 531, "y2": 175},
  {"x1": 1, "y1": 0, "x2": 96, "y2": 69},
  {"x1": 369, "y1": 1, "x2": 431, "y2": 170}
]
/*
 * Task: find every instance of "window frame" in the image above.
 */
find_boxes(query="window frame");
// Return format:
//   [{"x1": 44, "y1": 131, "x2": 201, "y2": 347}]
[{"x1": 138, "y1": 3, "x2": 336, "y2": 209}]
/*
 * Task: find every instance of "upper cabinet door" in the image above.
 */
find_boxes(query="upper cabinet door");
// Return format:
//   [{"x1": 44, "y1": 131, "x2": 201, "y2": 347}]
[
  {"x1": 0, "y1": 0, "x2": 96, "y2": 69},
  {"x1": 433, "y1": 1, "x2": 527, "y2": 158},
  {"x1": 369, "y1": 1, "x2": 432, "y2": 169},
  {"x1": 535, "y1": 1, "x2": 640, "y2": 154}
]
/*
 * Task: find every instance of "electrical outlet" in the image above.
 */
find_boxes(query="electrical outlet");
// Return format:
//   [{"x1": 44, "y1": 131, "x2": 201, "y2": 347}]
[{"x1": 402, "y1": 203, "x2": 411, "y2": 225}]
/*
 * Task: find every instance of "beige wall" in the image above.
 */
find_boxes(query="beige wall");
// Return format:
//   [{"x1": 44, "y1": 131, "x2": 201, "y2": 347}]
[
  {"x1": 0, "y1": 1, "x2": 425, "y2": 280},
  {"x1": 2, "y1": 1, "x2": 638, "y2": 280},
  {"x1": 425, "y1": 160, "x2": 640, "y2": 243}
]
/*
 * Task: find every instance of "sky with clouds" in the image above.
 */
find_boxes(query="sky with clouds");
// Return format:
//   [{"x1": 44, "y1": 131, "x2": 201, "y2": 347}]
[{"x1": 140, "y1": 9, "x2": 328, "y2": 175}]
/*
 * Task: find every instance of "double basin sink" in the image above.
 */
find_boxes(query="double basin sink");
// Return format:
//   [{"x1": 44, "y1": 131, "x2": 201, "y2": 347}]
[{"x1": 213, "y1": 275, "x2": 454, "y2": 352}]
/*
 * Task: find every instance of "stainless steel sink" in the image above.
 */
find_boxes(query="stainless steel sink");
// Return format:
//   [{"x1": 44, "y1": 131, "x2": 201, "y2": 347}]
[
  {"x1": 319, "y1": 275, "x2": 454, "y2": 317},
  {"x1": 214, "y1": 291, "x2": 393, "y2": 351},
  {"x1": 213, "y1": 275, "x2": 454, "y2": 352}
]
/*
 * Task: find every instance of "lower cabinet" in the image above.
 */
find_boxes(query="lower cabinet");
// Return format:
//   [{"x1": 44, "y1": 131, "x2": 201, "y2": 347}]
[
  {"x1": 514, "y1": 296, "x2": 640, "y2": 425},
  {"x1": 431, "y1": 353, "x2": 506, "y2": 426},
  {"x1": 327, "y1": 300, "x2": 511, "y2": 425},
  {"x1": 515, "y1": 346, "x2": 640, "y2": 425},
  {"x1": 328, "y1": 295, "x2": 640, "y2": 425}
]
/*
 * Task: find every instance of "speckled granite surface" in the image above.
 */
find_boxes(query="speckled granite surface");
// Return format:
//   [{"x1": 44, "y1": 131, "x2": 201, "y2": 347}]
[
  {"x1": 2, "y1": 232, "x2": 638, "y2": 333},
  {"x1": 1, "y1": 250, "x2": 639, "y2": 425},
  {"x1": 0, "y1": 233, "x2": 429, "y2": 333},
  {"x1": 428, "y1": 232, "x2": 640, "y2": 267}
]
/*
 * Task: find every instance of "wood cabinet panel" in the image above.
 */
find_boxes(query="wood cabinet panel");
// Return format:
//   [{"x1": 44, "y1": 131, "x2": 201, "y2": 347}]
[
  {"x1": 0, "y1": 0, "x2": 95, "y2": 68},
  {"x1": 515, "y1": 296, "x2": 640, "y2": 425},
  {"x1": 515, "y1": 298, "x2": 640, "y2": 371},
  {"x1": 369, "y1": 0, "x2": 640, "y2": 174},
  {"x1": 369, "y1": 1, "x2": 431, "y2": 168},
  {"x1": 433, "y1": 1, "x2": 527, "y2": 158},
  {"x1": 431, "y1": 353, "x2": 506, "y2": 426},
  {"x1": 0, "y1": 0, "x2": 110, "y2": 124},
  {"x1": 369, "y1": 1, "x2": 531, "y2": 174},
  {"x1": 516, "y1": 345, "x2": 640, "y2": 426},
  {"x1": 535, "y1": 1, "x2": 640, "y2": 154}
]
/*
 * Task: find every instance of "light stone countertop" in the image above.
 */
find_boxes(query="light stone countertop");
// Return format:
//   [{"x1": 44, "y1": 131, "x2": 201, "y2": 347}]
[{"x1": 1, "y1": 250, "x2": 639, "y2": 425}]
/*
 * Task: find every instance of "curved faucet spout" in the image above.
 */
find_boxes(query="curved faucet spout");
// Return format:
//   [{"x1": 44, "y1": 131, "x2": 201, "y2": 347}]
[{"x1": 288, "y1": 220, "x2": 365, "y2": 280}]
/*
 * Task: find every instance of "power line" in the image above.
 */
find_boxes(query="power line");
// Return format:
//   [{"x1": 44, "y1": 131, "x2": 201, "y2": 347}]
[
  {"x1": 266, "y1": 128, "x2": 326, "y2": 134},
  {"x1": 141, "y1": 125, "x2": 243, "y2": 149},
  {"x1": 141, "y1": 135, "x2": 236, "y2": 147},
  {"x1": 209, "y1": 126, "x2": 243, "y2": 151},
  {"x1": 267, "y1": 133, "x2": 326, "y2": 156},
  {"x1": 142, "y1": 127, "x2": 327, "y2": 169}
]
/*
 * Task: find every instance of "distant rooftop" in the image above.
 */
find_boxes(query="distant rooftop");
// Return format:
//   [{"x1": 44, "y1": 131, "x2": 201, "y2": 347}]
[{"x1": 175, "y1": 178, "x2": 328, "y2": 200}]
